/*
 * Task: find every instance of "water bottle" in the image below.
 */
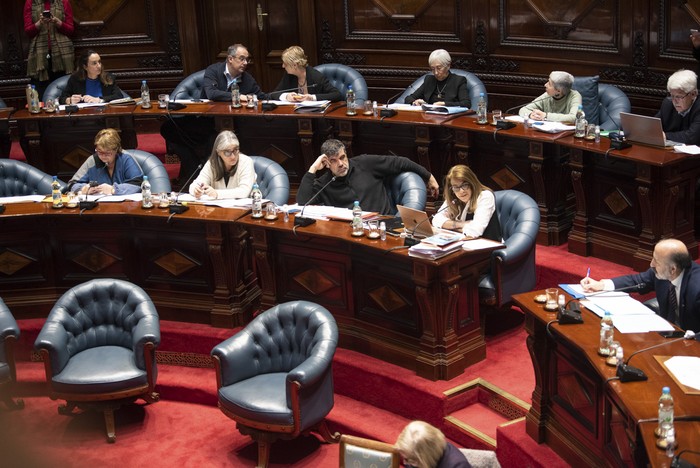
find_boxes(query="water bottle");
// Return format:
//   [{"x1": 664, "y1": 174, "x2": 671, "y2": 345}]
[
  {"x1": 665, "y1": 426, "x2": 676, "y2": 458},
  {"x1": 598, "y1": 310, "x2": 614, "y2": 356},
  {"x1": 251, "y1": 183, "x2": 263, "y2": 218},
  {"x1": 282, "y1": 204, "x2": 289, "y2": 223},
  {"x1": 141, "y1": 175, "x2": 153, "y2": 209},
  {"x1": 25, "y1": 84, "x2": 33, "y2": 109},
  {"x1": 141, "y1": 80, "x2": 151, "y2": 109},
  {"x1": 658, "y1": 387, "x2": 674, "y2": 439},
  {"x1": 351, "y1": 200, "x2": 364, "y2": 236},
  {"x1": 379, "y1": 221, "x2": 387, "y2": 241},
  {"x1": 574, "y1": 105, "x2": 586, "y2": 138},
  {"x1": 372, "y1": 100, "x2": 378, "y2": 117},
  {"x1": 231, "y1": 79, "x2": 241, "y2": 108},
  {"x1": 29, "y1": 85, "x2": 40, "y2": 113},
  {"x1": 476, "y1": 92, "x2": 488, "y2": 124},
  {"x1": 346, "y1": 85, "x2": 356, "y2": 116},
  {"x1": 594, "y1": 125, "x2": 601, "y2": 143},
  {"x1": 51, "y1": 176, "x2": 63, "y2": 209}
]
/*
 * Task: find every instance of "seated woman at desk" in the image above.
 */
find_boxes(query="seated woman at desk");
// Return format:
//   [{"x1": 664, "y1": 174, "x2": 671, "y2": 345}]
[
  {"x1": 432, "y1": 165, "x2": 501, "y2": 241},
  {"x1": 268, "y1": 45, "x2": 342, "y2": 102},
  {"x1": 68, "y1": 128, "x2": 143, "y2": 195},
  {"x1": 403, "y1": 49, "x2": 469, "y2": 108},
  {"x1": 189, "y1": 130, "x2": 256, "y2": 200},
  {"x1": 518, "y1": 70, "x2": 581, "y2": 123},
  {"x1": 59, "y1": 49, "x2": 124, "y2": 104}
]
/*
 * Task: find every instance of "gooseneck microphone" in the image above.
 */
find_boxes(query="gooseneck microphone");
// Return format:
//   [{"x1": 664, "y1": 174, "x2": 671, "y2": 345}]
[
  {"x1": 504, "y1": 94, "x2": 554, "y2": 117},
  {"x1": 583, "y1": 283, "x2": 649, "y2": 297},
  {"x1": 380, "y1": 90, "x2": 405, "y2": 118},
  {"x1": 294, "y1": 175, "x2": 337, "y2": 227},
  {"x1": 616, "y1": 330, "x2": 696, "y2": 382},
  {"x1": 170, "y1": 163, "x2": 203, "y2": 214},
  {"x1": 262, "y1": 84, "x2": 318, "y2": 111},
  {"x1": 167, "y1": 89, "x2": 187, "y2": 111}
]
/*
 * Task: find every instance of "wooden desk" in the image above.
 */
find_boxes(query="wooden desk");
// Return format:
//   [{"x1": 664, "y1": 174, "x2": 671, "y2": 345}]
[
  {"x1": 445, "y1": 116, "x2": 574, "y2": 245},
  {"x1": 515, "y1": 290, "x2": 700, "y2": 467},
  {"x1": 238, "y1": 214, "x2": 500, "y2": 380},
  {"x1": 558, "y1": 135, "x2": 700, "y2": 271},
  {"x1": 0, "y1": 201, "x2": 259, "y2": 328},
  {"x1": 14, "y1": 106, "x2": 138, "y2": 180}
]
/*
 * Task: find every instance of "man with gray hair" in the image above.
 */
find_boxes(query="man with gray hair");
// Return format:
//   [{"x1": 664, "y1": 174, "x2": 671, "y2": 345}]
[
  {"x1": 519, "y1": 71, "x2": 581, "y2": 123},
  {"x1": 655, "y1": 69, "x2": 700, "y2": 144}
]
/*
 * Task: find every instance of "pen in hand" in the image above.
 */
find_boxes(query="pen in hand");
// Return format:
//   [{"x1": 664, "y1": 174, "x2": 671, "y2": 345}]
[{"x1": 586, "y1": 267, "x2": 590, "y2": 278}]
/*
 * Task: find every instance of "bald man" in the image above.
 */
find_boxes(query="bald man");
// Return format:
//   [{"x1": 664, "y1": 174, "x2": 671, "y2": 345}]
[{"x1": 581, "y1": 239, "x2": 700, "y2": 332}]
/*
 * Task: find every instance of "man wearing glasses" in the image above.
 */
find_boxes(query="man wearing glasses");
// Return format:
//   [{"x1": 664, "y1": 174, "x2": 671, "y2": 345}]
[
  {"x1": 655, "y1": 69, "x2": 700, "y2": 144},
  {"x1": 161, "y1": 44, "x2": 264, "y2": 189}
]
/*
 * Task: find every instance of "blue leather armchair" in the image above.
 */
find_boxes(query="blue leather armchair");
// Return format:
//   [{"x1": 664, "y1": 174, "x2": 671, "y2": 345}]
[
  {"x1": 126, "y1": 149, "x2": 172, "y2": 194},
  {"x1": 385, "y1": 171, "x2": 427, "y2": 214},
  {"x1": 479, "y1": 190, "x2": 540, "y2": 307},
  {"x1": 171, "y1": 70, "x2": 206, "y2": 100},
  {"x1": 314, "y1": 64, "x2": 368, "y2": 101},
  {"x1": 397, "y1": 69, "x2": 487, "y2": 109},
  {"x1": 211, "y1": 300, "x2": 339, "y2": 468},
  {"x1": 0, "y1": 159, "x2": 64, "y2": 196},
  {"x1": 34, "y1": 279, "x2": 160, "y2": 442},
  {"x1": 572, "y1": 76, "x2": 630, "y2": 131},
  {"x1": 251, "y1": 156, "x2": 290, "y2": 206},
  {"x1": 0, "y1": 298, "x2": 23, "y2": 410},
  {"x1": 43, "y1": 75, "x2": 130, "y2": 103}
]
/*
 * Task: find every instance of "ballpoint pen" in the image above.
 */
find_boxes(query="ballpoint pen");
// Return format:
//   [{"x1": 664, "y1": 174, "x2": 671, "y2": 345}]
[{"x1": 586, "y1": 267, "x2": 590, "y2": 278}]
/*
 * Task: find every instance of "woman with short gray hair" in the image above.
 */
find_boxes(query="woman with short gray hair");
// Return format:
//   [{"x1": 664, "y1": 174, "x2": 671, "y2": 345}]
[
  {"x1": 519, "y1": 71, "x2": 581, "y2": 123},
  {"x1": 404, "y1": 49, "x2": 470, "y2": 107}
]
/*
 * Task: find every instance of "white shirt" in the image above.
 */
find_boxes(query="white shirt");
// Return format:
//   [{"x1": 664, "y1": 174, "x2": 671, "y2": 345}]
[
  {"x1": 432, "y1": 190, "x2": 496, "y2": 238},
  {"x1": 189, "y1": 153, "x2": 256, "y2": 199}
]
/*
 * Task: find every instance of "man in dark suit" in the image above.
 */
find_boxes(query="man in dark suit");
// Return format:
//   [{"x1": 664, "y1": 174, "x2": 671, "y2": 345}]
[
  {"x1": 654, "y1": 69, "x2": 700, "y2": 145},
  {"x1": 581, "y1": 238, "x2": 700, "y2": 333},
  {"x1": 161, "y1": 44, "x2": 264, "y2": 187}
]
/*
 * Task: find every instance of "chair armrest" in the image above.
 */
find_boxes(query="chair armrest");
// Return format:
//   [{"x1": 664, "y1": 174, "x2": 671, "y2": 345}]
[
  {"x1": 34, "y1": 321, "x2": 71, "y2": 375},
  {"x1": 287, "y1": 354, "x2": 332, "y2": 387},
  {"x1": 211, "y1": 333, "x2": 262, "y2": 387},
  {"x1": 492, "y1": 230, "x2": 537, "y2": 265},
  {"x1": 132, "y1": 314, "x2": 161, "y2": 369},
  {"x1": 0, "y1": 310, "x2": 19, "y2": 341}
]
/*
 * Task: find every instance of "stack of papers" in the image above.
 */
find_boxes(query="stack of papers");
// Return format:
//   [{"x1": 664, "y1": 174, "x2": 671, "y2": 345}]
[
  {"x1": 533, "y1": 122, "x2": 575, "y2": 133},
  {"x1": 285, "y1": 204, "x2": 376, "y2": 221},
  {"x1": 294, "y1": 100, "x2": 331, "y2": 113},
  {"x1": 558, "y1": 284, "x2": 675, "y2": 333},
  {"x1": 421, "y1": 103, "x2": 471, "y2": 115},
  {"x1": 408, "y1": 234, "x2": 465, "y2": 260}
]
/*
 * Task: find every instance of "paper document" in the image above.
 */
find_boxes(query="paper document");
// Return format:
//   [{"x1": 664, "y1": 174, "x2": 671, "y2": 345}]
[
  {"x1": 533, "y1": 122, "x2": 575, "y2": 133},
  {"x1": 505, "y1": 115, "x2": 525, "y2": 123},
  {"x1": 293, "y1": 205, "x2": 375, "y2": 221},
  {"x1": 663, "y1": 356, "x2": 700, "y2": 391},
  {"x1": 462, "y1": 238, "x2": 504, "y2": 251},
  {"x1": 0, "y1": 195, "x2": 45, "y2": 204},
  {"x1": 609, "y1": 314, "x2": 674, "y2": 333},
  {"x1": 387, "y1": 103, "x2": 422, "y2": 112},
  {"x1": 421, "y1": 104, "x2": 470, "y2": 115},
  {"x1": 58, "y1": 102, "x2": 106, "y2": 110},
  {"x1": 673, "y1": 144, "x2": 700, "y2": 155}
]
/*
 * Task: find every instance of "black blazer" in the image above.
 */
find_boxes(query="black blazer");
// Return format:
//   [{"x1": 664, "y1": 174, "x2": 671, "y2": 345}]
[
  {"x1": 270, "y1": 66, "x2": 342, "y2": 102},
  {"x1": 403, "y1": 72, "x2": 470, "y2": 107},
  {"x1": 59, "y1": 73, "x2": 123, "y2": 103},
  {"x1": 654, "y1": 96, "x2": 700, "y2": 144},
  {"x1": 201, "y1": 61, "x2": 264, "y2": 102}
]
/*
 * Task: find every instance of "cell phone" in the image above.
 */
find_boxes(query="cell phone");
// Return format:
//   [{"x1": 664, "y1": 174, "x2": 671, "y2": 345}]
[
  {"x1": 658, "y1": 330, "x2": 685, "y2": 338},
  {"x1": 42, "y1": 10, "x2": 51, "y2": 18}
]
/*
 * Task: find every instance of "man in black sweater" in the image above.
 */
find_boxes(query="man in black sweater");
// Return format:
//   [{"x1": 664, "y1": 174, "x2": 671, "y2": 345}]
[{"x1": 296, "y1": 139, "x2": 439, "y2": 215}]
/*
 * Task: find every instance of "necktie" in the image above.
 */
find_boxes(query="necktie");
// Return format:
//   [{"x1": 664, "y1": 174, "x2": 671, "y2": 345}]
[{"x1": 668, "y1": 284, "x2": 679, "y2": 325}]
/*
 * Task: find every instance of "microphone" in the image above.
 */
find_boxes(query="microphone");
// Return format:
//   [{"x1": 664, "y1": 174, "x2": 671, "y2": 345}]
[
  {"x1": 380, "y1": 90, "x2": 405, "y2": 118},
  {"x1": 404, "y1": 202, "x2": 452, "y2": 247},
  {"x1": 170, "y1": 163, "x2": 203, "y2": 214},
  {"x1": 167, "y1": 89, "x2": 187, "y2": 111},
  {"x1": 504, "y1": 94, "x2": 554, "y2": 117},
  {"x1": 79, "y1": 182, "x2": 106, "y2": 210},
  {"x1": 582, "y1": 283, "x2": 648, "y2": 297},
  {"x1": 616, "y1": 330, "x2": 696, "y2": 382},
  {"x1": 294, "y1": 175, "x2": 337, "y2": 227},
  {"x1": 559, "y1": 283, "x2": 649, "y2": 325},
  {"x1": 262, "y1": 84, "x2": 317, "y2": 111}
]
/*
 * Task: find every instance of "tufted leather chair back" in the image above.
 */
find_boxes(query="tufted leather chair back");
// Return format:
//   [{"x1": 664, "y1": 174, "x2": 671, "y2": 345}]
[
  {"x1": 598, "y1": 83, "x2": 630, "y2": 130},
  {"x1": 479, "y1": 190, "x2": 540, "y2": 307},
  {"x1": 0, "y1": 159, "x2": 64, "y2": 196},
  {"x1": 314, "y1": 64, "x2": 368, "y2": 101},
  {"x1": 398, "y1": 69, "x2": 487, "y2": 108},
  {"x1": 171, "y1": 70, "x2": 206, "y2": 101},
  {"x1": 384, "y1": 172, "x2": 427, "y2": 214},
  {"x1": 251, "y1": 156, "x2": 290, "y2": 206},
  {"x1": 124, "y1": 149, "x2": 172, "y2": 193}
]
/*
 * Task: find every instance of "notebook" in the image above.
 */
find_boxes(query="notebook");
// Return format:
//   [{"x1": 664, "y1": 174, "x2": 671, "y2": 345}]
[
  {"x1": 619, "y1": 112, "x2": 680, "y2": 148},
  {"x1": 396, "y1": 205, "x2": 440, "y2": 238}
]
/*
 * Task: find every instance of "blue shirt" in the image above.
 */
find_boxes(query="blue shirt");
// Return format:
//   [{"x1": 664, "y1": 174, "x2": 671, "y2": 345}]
[
  {"x1": 85, "y1": 77, "x2": 103, "y2": 98},
  {"x1": 71, "y1": 152, "x2": 143, "y2": 195}
]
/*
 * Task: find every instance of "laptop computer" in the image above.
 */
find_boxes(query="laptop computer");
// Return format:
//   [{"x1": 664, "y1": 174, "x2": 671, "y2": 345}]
[
  {"x1": 619, "y1": 112, "x2": 680, "y2": 148},
  {"x1": 396, "y1": 205, "x2": 440, "y2": 238}
]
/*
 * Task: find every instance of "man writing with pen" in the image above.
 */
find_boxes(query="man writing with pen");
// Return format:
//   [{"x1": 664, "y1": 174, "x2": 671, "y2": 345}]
[{"x1": 580, "y1": 238, "x2": 700, "y2": 332}]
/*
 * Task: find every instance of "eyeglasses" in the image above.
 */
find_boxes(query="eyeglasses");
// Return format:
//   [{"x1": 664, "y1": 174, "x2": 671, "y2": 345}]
[
  {"x1": 669, "y1": 91, "x2": 692, "y2": 101},
  {"x1": 95, "y1": 148, "x2": 116, "y2": 156},
  {"x1": 450, "y1": 183, "x2": 471, "y2": 193},
  {"x1": 220, "y1": 148, "x2": 240, "y2": 157},
  {"x1": 232, "y1": 55, "x2": 250, "y2": 63},
  {"x1": 429, "y1": 65, "x2": 446, "y2": 72}
]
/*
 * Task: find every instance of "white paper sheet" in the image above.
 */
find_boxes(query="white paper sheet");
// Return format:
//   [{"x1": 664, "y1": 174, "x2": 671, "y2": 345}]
[
  {"x1": 607, "y1": 314, "x2": 674, "y2": 333},
  {"x1": 663, "y1": 356, "x2": 700, "y2": 390},
  {"x1": 0, "y1": 195, "x2": 45, "y2": 204}
]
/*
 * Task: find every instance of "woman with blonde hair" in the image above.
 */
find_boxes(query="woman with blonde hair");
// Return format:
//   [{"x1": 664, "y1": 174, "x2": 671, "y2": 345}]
[
  {"x1": 269, "y1": 45, "x2": 342, "y2": 102},
  {"x1": 395, "y1": 421, "x2": 471, "y2": 468},
  {"x1": 432, "y1": 165, "x2": 500, "y2": 241}
]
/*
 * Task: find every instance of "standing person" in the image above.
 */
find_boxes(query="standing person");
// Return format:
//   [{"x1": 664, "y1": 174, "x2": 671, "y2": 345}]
[
  {"x1": 189, "y1": 130, "x2": 256, "y2": 200},
  {"x1": 161, "y1": 44, "x2": 264, "y2": 186},
  {"x1": 296, "y1": 139, "x2": 439, "y2": 215},
  {"x1": 403, "y1": 49, "x2": 470, "y2": 108},
  {"x1": 654, "y1": 69, "x2": 700, "y2": 145},
  {"x1": 269, "y1": 46, "x2": 342, "y2": 102},
  {"x1": 395, "y1": 421, "x2": 472, "y2": 468},
  {"x1": 432, "y1": 165, "x2": 501, "y2": 241},
  {"x1": 58, "y1": 49, "x2": 124, "y2": 104},
  {"x1": 580, "y1": 238, "x2": 700, "y2": 332},
  {"x1": 518, "y1": 71, "x2": 581, "y2": 123},
  {"x1": 24, "y1": 0, "x2": 75, "y2": 100}
]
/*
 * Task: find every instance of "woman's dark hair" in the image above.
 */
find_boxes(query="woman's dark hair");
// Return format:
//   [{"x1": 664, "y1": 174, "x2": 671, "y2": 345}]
[{"x1": 74, "y1": 49, "x2": 114, "y2": 86}]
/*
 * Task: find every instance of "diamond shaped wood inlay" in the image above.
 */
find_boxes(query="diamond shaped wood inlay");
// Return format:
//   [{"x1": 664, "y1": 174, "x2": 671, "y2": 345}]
[
  {"x1": 604, "y1": 188, "x2": 631, "y2": 216},
  {"x1": 490, "y1": 167, "x2": 522, "y2": 190},
  {"x1": 71, "y1": 246, "x2": 120, "y2": 273},
  {"x1": 153, "y1": 250, "x2": 198, "y2": 276},
  {"x1": 0, "y1": 250, "x2": 34, "y2": 276},
  {"x1": 368, "y1": 285, "x2": 408, "y2": 314},
  {"x1": 62, "y1": 147, "x2": 92, "y2": 171},
  {"x1": 293, "y1": 269, "x2": 339, "y2": 295}
]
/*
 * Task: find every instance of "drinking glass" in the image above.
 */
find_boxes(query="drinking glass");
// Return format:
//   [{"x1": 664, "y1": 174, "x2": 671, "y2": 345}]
[
  {"x1": 246, "y1": 94, "x2": 255, "y2": 108},
  {"x1": 367, "y1": 220, "x2": 380, "y2": 238},
  {"x1": 363, "y1": 100, "x2": 373, "y2": 116},
  {"x1": 545, "y1": 288, "x2": 558, "y2": 310},
  {"x1": 492, "y1": 109, "x2": 502, "y2": 124},
  {"x1": 158, "y1": 94, "x2": 169, "y2": 109}
]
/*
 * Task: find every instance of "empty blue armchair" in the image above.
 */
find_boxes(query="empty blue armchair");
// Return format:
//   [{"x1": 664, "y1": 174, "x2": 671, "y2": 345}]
[
  {"x1": 171, "y1": 70, "x2": 206, "y2": 100},
  {"x1": 0, "y1": 298, "x2": 23, "y2": 410},
  {"x1": 211, "y1": 300, "x2": 339, "y2": 468},
  {"x1": 34, "y1": 279, "x2": 160, "y2": 442},
  {"x1": 398, "y1": 69, "x2": 487, "y2": 109},
  {"x1": 0, "y1": 159, "x2": 64, "y2": 196},
  {"x1": 385, "y1": 172, "x2": 427, "y2": 214},
  {"x1": 479, "y1": 190, "x2": 540, "y2": 307},
  {"x1": 572, "y1": 76, "x2": 630, "y2": 131},
  {"x1": 315, "y1": 63, "x2": 368, "y2": 101},
  {"x1": 251, "y1": 156, "x2": 290, "y2": 206},
  {"x1": 126, "y1": 149, "x2": 172, "y2": 194}
]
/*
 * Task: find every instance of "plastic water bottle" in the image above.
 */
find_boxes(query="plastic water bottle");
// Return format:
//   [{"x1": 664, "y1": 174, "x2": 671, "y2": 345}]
[
  {"x1": 141, "y1": 175, "x2": 153, "y2": 209},
  {"x1": 476, "y1": 92, "x2": 487, "y2": 124},
  {"x1": 51, "y1": 176, "x2": 63, "y2": 208},
  {"x1": 231, "y1": 79, "x2": 241, "y2": 108},
  {"x1": 346, "y1": 85, "x2": 356, "y2": 116},
  {"x1": 598, "y1": 310, "x2": 614, "y2": 355},
  {"x1": 574, "y1": 105, "x2": 586, "y2": 138},
  {"x1": 251, "y1": 183, "x2": 263, "y2": 218},
  {"x1": 658, "y1": 387, "x2": 674, "y2": 439},
  {"x1": 372, "y1": 100, "x2": 378, "y2": 117},
  {"x1": 141, "y1": 80, "x2": 151, "y2": 109},
  {"x1": 379, "y1": 221, "x2": 386, "y2": 241},
  {"x1": 29, "y1": 85, "x2": 40, "y2": 113},
  {"x1": 351, "y1": 200, "x2": 364, "y2": 236},
  {"x1": 282, "y1": 204, "x2": 289, "y2": 222},
  {"x1": 594, "y1": 125, "x2": 601, "y2": 143}
]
